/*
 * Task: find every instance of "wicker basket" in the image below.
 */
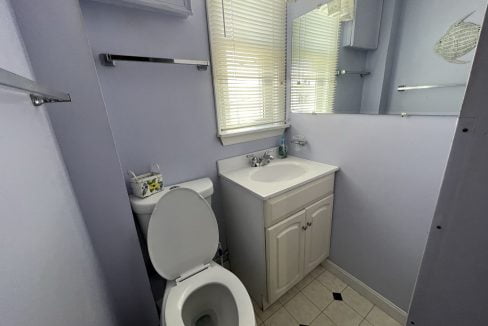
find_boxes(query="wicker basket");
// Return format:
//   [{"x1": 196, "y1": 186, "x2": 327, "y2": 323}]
[{"x1": 128, "y1": 164, "x2": 164, "y2": 198}]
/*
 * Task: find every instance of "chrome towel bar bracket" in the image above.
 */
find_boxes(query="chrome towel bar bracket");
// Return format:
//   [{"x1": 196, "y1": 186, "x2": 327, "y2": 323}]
[{"x1": 0, "y1": 67, "x2": 71, "y2": 107}]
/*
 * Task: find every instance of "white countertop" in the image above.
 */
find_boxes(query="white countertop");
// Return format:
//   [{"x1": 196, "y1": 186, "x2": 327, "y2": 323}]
[{"x1": 218, "y1": 155, "x2": 339, "y2": 199}]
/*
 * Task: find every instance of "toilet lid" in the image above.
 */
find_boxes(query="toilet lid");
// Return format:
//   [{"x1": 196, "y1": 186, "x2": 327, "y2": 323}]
[{"x1": 147, "y1": 188, "x2": 218, "y2": 280}]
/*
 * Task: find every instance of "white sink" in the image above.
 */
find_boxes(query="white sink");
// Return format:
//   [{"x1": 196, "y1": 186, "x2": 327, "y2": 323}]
[
  {"x1": 218, "y1": 152, "x2": 339, "y2": 199},
  {"x1": 250, "y1": 162, "x2": 308, "y2": 182}
]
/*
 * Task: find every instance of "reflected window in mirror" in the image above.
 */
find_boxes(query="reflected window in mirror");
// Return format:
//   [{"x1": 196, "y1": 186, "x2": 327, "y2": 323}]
[{"x1": 291, "y1": 0, "x2": 354, "y2": 114}]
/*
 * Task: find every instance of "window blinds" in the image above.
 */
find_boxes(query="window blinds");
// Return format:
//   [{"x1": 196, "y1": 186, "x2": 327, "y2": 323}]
[
  {"x1": 206, "y1": 0, "x2": 287, "y2": 135},
  {"x1": 290, "y1": 0, "x2": 354, "y2": 114}
]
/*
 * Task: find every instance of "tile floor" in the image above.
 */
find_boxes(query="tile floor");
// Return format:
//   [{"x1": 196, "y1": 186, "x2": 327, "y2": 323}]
[{"x1": 253, "y1": 265, "x2": 402, "y2": 326}]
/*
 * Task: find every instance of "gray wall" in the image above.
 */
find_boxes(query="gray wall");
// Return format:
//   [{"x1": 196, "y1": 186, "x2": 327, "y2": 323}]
[
  {"x1": 360, "y1": 0, "x2": 400, "y2": 114},
  {"x1": 335, "y1": 35, "x2": 367, "y2": 114},
  {"x1": 79, "y1": 0, "x2": 281, "y2": 231},
  {"x1": 288, "y1": 114, "x2": 456, "y2": 310},
  {"x1": 10, "y1": 0, "x2": 159, "y2": 325},
  {"x1": 0, "y1": 1, "x2": 116, "y2": 325}
]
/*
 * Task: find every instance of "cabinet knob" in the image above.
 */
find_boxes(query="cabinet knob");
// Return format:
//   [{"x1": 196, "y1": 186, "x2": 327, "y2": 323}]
[
  {"x1": 302, "y1": 226, "x2": 308, "y2": 231},
  {"x1": 307, "y1": 222, "x2": 312, "y2": 226}
]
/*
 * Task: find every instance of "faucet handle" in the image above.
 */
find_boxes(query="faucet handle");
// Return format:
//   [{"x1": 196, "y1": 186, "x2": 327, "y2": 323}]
[
  {"x1": 263, "y1": 150, "x2": 274, "y2": 160},
  {"x1": 246, "y1": 154, "x2": 260, "y2": 167}
]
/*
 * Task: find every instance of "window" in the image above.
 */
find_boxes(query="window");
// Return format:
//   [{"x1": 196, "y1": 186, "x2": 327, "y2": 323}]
[
  {"x1": 290, "y1": 0, "x2": 354, "y2": 114},
  {"x1": 207, "y1": 0, "x2": 288, "y2": 145}
]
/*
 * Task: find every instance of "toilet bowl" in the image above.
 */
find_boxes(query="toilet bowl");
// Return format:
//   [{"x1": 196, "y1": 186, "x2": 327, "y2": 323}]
[
  {"x1": 145, "y1": 186, "x2": 255, "y2": 326},
  {"x1": 163, "y1": 263, "x2": 255, "y2": 326}
]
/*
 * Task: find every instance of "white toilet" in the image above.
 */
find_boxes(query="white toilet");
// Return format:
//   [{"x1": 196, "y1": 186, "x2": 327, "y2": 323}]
[{"x1": 130, "y1": 178, "x2": 255, "y2": 326}]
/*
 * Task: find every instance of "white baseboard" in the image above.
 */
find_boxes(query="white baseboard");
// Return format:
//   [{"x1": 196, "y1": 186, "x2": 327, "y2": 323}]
[{"x1": 322, "y1": 260, "x2": 407, "y2": 325}]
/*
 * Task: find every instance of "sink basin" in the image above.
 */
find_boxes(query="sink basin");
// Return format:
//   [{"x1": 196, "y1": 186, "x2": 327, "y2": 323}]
[
  {"x1": 250, "y1": 163, "x2": 308, "y2": 183},
  {"x1": 218, "y1": 154, "x2": 339, "y2": 199}
]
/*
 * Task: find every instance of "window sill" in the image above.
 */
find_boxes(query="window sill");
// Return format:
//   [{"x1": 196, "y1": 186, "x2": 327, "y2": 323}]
[{"x1": 219, "y1": 123, "x2": 290, "y2": 146}]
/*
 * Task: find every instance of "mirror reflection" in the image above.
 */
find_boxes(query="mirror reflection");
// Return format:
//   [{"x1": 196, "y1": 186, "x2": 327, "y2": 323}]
[{"x1": 288, "y1": 0, "x2": 485, "y2": 116}]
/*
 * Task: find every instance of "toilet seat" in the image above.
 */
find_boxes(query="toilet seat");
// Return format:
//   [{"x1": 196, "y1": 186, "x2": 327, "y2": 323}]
[
  {"x1": 147, "y1": 188, "x2": 255, "y2": 325},
  {"x1": 164, "y1": 263, "x2": 255, "y2": 326},
  {"x1": 147, "y1": 188, "x2": 218, "y2": 280}
]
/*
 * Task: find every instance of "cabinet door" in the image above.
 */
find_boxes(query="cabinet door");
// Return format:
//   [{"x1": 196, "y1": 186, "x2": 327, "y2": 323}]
[
  {"x1": 304, "y1": 195, "x2": 334, "y2": 275},
  {"x1": 266, "y1": 210, "x2": 306, "y2": 304}
]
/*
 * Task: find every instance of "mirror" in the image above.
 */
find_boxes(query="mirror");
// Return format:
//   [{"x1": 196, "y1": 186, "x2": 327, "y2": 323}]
[{"x1": 287, "y1": 0, "x2": 486, "y2": 116}]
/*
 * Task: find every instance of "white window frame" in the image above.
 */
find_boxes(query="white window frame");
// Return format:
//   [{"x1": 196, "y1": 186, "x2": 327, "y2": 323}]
[{"x1": 206, "y1": 0, "x2": 289, "y2": 145}]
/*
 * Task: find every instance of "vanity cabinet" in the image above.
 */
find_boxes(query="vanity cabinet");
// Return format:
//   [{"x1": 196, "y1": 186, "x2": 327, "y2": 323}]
[
  {"x1": 267, "y1": 195, "x2": 333, "y2": 303},
  {"x1": 220, "y1": 163, "x2": 337, "y2": 309}
]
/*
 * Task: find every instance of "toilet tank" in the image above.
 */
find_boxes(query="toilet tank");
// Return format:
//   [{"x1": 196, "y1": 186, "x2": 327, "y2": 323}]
[{"x1": 129, "y1": 177, "x2": 213, "y2": 239}]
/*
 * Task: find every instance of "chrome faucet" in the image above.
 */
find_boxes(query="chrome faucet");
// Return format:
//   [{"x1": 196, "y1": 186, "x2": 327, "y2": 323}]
[{"x1": 246, "y1": 151, "x2": 275, "y2": 167}]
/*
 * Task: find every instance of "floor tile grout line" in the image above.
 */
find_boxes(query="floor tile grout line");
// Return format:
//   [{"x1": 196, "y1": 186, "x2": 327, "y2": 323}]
[
  {"x1": 340, "y1": 286, "x2": 376, "y2": 320},
  {"x1": 359, "y1": 315, "x2": 367, "y2": 326},
  {"x1": 313, "y1": 270, "x2": 348, "y2": 294},
  {"x1": 320, "y1": 267, "x2": 398, "y2": 325},
  {"x1": 254, "y1": 300, "x2": 283, "y2": 323},
  {"x1": 262, "y1": 300, "x2": 303, "y2": 325},
  {"x1": 257, "y1": 265, "x2": 385, "y2": 326},
  {"x1": 307, "y1": 270, "x2": 375, "y2": 325},
  {"x1": 300, "y1": 286, "x2": 334, "y2": 314},
  {"x1": 281, "y1": 302, "x2": 305, "y2": 325},
  {"x1": 308, "y1": 310, "x2": 339, "y2": 326},
  {"x1": 284, "y1": 281, "x2": 337, "y2": 325},
  {"x1": 300, "y1": 269, "x2": 351, "y2": 315},
  {"x1": 355, "y1": 305, "x2": 378, "y2": 326},
  {"x1": 360, "y1": 302, "x2": 376, "y2": 326},
  {"x1": 365, "y1": 304, "x2": 375, "y2": 317}
]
